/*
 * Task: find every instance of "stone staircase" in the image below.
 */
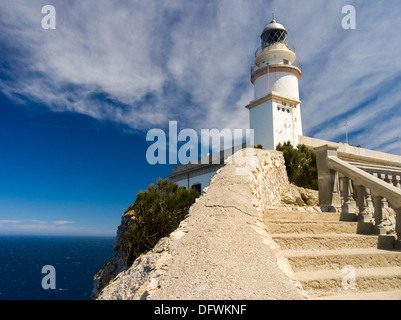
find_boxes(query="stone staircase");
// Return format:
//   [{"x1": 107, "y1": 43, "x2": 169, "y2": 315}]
[{"x1": 264, "y1": 208, "x2": 401, "y2": 300}]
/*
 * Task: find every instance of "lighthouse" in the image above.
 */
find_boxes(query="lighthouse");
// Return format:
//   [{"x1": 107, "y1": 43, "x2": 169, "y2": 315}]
[{"x1": 246, "y1": 16, "x2": 303, "y2": 150}]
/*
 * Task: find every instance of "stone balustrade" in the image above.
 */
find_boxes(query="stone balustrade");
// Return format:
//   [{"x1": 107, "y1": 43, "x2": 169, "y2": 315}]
[{"x1": 315, "y1": 144, "x2": 401, "y2": 249}]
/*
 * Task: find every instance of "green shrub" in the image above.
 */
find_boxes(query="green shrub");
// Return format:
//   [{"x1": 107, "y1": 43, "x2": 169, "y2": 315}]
[
  {"x1": 276, "y1": 142, "x2": 318, "y2": 190},
  {"x1": 122, "y1": 179, "x2": 199, "y2": 264}
]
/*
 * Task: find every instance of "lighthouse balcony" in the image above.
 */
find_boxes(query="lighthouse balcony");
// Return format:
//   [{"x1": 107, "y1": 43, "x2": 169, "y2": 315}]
[
  {"x1": 254, "y1": 42, "x2": 296, "y2": 58},
  {"x1": 250, "y1": 60, "x2": 302, "y2": 85},
  {"x1": 251, "y1": 59, "x2": 301, "y2": 76}
]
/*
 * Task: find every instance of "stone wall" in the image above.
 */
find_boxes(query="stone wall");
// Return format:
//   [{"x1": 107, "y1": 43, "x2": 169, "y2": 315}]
[
  {"x1": 94, "y1": 149, "x2": 303, "y2": 300},
  {"x1": 250, "y1": 149, "x2": 290, "y2": 208}
]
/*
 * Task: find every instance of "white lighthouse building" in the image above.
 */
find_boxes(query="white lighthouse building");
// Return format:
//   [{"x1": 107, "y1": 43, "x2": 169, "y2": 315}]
[
  {"x1": 245, "y1": 16, "x2": 303, "y2": 150},
  {"x1": 169, "y1": 16, "x2": 303, "y2": 192}
]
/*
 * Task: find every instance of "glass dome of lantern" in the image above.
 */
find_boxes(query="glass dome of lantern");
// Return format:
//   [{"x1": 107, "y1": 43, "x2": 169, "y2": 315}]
[{"x1": 260, "y1": 18, "x2": 288, "y2": 48}]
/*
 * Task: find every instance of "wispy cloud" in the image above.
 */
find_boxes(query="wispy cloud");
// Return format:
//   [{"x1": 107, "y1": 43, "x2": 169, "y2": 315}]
[
  {"x1": 277, "y1": 0, "x2": 401, "y2": 153},
  {"x1": 0, "y1": 219, "x2": 113, "y2": 236},
  {"x1": 0, "y1": 1, "x2": 260, "y2": 131},
  {"x1": 53, "y1": 220, "x2": 75, "y2": 225},
  {"x1": 0, "y1": 220, "x2": 21, "y2": 224},
  {"x1": 1, "y1": 1, "x2": 401, "y2": 153}
]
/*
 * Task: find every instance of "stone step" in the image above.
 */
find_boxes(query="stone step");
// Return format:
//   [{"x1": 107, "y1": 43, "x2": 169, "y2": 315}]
[
  {"x1": 264, "y1": 210, "x2": 340, "y2": 222},
  {"x1": 295, "y1": 267, "x2": 401, "y2": 298},
  {"x1": 283, "y1": 248, "x2": 401, "y2": 272},
  {"x1": 265, "y1": 220, "x2": 358, "y2": 235},
  {"x1": 272, "y1": 233, "x2": 379, "y2": 251},
  {"x1": 264, "y1": 207, "x2": 401, "y2": 298},
  {"x1": 312, "y1": 289, "x2": 401, "y2": 300}
]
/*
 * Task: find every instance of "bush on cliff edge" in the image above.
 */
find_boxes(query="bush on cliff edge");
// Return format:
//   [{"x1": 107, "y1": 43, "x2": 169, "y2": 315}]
[
  {"x1": 276, "y1": 142, "x2": 318, "y2": 190},
  {"x1": 122, "y1": 179, "x2": 199, "y2": 264}
]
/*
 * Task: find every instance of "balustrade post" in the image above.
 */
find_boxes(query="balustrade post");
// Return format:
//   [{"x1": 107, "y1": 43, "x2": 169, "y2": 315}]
[
  {"x1": 372, "y1": 194, "x2": 386, "y2": 235},
  {"x1": 384, "y1": 174, "x2": 391, "y2": 184},
  {"x1": 392, "y1": 175, "x2": 401, "y2": 189},
  {"x1": 365, "y1": 187, "x2": 374, "y2": 210},
  {"x1": 385, "y1": 175, "x2": 393, "y2": 208},
  {"x1": 355, "y1": 184, "x2": 373, "y2": 234},
  {"x1": 315, "y1": 144, "x2": 341, "y2": 212},
  {"x1": 395, "y1": 208, "x2": 401, "y2": 249},
  {"x1": 356, "y1": 185, "x2": 370, "y2": 221},
  {"x1": 339, "y1": 176, "x2": 356, "y2": 221},
  {"x1": 379, "y1": 174, "x2": 389, "y2": 209}
]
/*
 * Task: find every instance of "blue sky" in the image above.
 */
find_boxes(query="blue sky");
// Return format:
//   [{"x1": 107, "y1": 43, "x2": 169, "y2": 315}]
[
  {"x1": 1, "y1": 0, "x2": 401, "y2": 235},
  {"x1": 0, "y1": 92, "x2": 175, "y2": 235}
]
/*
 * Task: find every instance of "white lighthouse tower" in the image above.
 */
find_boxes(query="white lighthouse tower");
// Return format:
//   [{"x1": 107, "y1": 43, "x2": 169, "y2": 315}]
[{"x1": 246, "y1": 16, "x2": 303, "y2": 150}]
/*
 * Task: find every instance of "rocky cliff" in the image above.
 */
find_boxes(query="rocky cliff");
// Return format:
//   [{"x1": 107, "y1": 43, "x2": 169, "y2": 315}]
[
  {"x1": 91, "y1": 211, "x2": 133, "y2": 298},
  {"x1": 93, "y1": 149, "x2": 308, "y2": 300}
]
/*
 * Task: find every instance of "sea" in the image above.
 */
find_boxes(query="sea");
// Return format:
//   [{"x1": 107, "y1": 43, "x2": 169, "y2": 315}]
[{"x1": 0, "y1": 235, "x2": 115, "y2": 300}]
